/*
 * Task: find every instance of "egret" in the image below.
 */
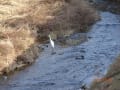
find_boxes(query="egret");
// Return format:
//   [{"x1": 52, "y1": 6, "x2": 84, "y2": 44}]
[
  {"x1": 3, "y1": 76, "x2": 7, "y2": 80},
  {"x1": 48, "y1": 34, "x2": 56, "y2": 54}
]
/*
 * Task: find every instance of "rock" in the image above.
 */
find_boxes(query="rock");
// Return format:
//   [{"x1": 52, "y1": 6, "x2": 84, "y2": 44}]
[
  {"x1": 80, "y1": 84, "x2": 87, "y2": 90},
  {"x1": 75, "y1": 55, "x2": 85, "y2": 60}
]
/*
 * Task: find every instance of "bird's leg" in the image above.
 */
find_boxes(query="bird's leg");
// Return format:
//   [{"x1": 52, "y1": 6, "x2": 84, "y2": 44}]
[{"x1": 51, "y1": 48, "x2": 56, "y2": 55}]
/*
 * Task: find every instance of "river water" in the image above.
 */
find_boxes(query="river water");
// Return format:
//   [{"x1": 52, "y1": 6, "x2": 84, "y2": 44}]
[{"x1": 0, "y1": 12, "x2": 120, "y2": 90}]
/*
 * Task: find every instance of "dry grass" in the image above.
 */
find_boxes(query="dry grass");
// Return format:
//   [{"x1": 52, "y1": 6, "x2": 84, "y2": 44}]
[
  {"x1": 0, "y1": 25, "x2": 36, "y2": 74},
  {"x1": 35, "y1": 0, "x2": 99, "y2": 38},
  {"x1": 0, "y1": 0, "x2": 99, "y2": 74},
  {"x1": 1, "y1": 0, "x2": 99, "y2": 38}
]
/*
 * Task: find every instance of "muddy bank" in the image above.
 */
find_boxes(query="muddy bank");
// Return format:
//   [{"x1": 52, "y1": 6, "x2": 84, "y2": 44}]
[{"x1": 89, "y1": 55, "x2": 120, "y2": 90}]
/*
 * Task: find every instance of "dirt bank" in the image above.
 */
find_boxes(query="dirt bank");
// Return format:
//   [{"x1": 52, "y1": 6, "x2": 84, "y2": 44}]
[
  {"x1": 89, "y1": 55, "x2": 120, "y2": 90},
  {"x1": 0, "y1": 0, "x2": 98, "y2": 75}
]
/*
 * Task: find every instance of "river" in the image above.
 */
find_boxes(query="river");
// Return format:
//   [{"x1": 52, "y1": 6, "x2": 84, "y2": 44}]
[{"x1": 0, "y1": 11, "x2": 120, "y2": 90}]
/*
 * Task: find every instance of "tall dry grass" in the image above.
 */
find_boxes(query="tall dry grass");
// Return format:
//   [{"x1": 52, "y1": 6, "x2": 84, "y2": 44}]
[
  {"x1": 1, "y1": 0, "x2": 99, "y2": 38},
  {"x1": 0, "y1": 0, "x2": 99, "y2": 74},
  {"x1": 0, "y1": 25, "x2": 36, "y2": 74}
]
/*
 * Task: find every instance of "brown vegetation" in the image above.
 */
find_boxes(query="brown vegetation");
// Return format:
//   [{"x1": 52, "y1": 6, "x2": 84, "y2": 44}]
[
  {"x1": 89, "y1": 55, "x2": 120, "y2": 90},
  {"x1": 0, "y1": 0, "x2": 99, "y2": 75}
]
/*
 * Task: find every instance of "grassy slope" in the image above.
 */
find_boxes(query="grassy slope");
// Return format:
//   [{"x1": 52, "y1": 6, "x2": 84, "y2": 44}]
[{"x1": 0, "y1": 0, "x2": 99, "y2": 75}]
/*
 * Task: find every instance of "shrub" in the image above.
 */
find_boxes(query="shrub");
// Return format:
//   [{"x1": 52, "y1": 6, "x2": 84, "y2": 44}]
[{"x1": 0, "y1": 0, "x2": 99, "y2": 74}]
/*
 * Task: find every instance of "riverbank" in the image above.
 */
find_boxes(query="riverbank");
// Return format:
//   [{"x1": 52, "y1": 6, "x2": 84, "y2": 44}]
[
  {"x1": 89, "y1": 55, "x2": 120, "y2": 90},
  {"x1": 0, "y1": 0, "x2": 99, "y2": 75}
]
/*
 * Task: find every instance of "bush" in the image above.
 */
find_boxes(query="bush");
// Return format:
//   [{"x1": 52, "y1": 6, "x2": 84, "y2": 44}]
[{"x1": 0, "y1": 0, "x2": 99, "y2": 74}]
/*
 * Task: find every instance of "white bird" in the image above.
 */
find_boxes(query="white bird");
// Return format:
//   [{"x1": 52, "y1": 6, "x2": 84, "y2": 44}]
[
  {"x1": 48, "y1": 34, "x2": 55, "y2": 54},
  {"x1": 3, "y1": 76, "x2": 7, "y2": 80}
]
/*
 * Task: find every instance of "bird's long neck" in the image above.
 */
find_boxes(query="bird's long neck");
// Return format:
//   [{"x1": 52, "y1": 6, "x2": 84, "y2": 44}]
[{"x1": 49, "y1": 36, "x2": 52, "y2": 41}]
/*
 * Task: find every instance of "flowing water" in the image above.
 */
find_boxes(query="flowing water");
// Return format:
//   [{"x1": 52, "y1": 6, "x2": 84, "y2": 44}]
[{"x1": 0, "y1": 12, "x2": 120, "y2": 90}]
